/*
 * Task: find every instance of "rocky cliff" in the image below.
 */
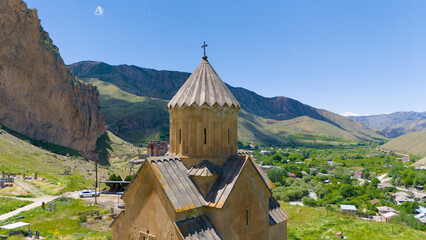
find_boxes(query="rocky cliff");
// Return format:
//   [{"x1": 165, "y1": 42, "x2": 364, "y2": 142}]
[{"x1": 0, "y1": 0, "x2": 105, "y2": 152}]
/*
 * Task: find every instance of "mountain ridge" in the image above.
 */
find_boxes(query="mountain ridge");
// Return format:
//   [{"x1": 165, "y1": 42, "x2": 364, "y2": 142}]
[
  {"x1": 350, "y1": 111, "x2": 426, "y2": 138},
  {"x1": 69, "y1": 61, "x2": 385, "y2": 145}
]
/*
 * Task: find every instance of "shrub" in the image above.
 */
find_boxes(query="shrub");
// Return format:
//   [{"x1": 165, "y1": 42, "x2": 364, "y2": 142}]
[
  {"x1": 302, "y1": 197, "x2": 317, "y2": 207},
  {"x1": 370, "y1": 177, "x2": 380, "y2": 188},
  {"x1": 78, "y1": 215, "x2": 87, "y2": 224}
]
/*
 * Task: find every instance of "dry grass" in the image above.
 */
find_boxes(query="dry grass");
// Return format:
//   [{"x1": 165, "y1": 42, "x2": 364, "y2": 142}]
[{"x1": 382, "y1": 129, "x2": 426, "y2": 157}]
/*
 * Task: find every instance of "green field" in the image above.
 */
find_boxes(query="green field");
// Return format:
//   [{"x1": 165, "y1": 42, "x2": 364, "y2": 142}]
[
  {"x1": 0, "y1": 198, "x2": 112, "y2": 239},
  {"x1": 0, "y1": 197, "x2": 33, "y2": 215},
  {"x1": 284, "y1": 204, "x2": 426, "y2": 240}
]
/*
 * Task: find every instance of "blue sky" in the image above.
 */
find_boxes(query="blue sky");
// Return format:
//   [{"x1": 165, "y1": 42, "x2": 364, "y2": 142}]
[{"x1": 25, "y1": 0, "x2": 426, "y2": 116}]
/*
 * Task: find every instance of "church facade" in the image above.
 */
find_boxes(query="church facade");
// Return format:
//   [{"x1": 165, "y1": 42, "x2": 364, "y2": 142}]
[{"x1": 110, "y1": 55, "x2": 289, "y2": 240}]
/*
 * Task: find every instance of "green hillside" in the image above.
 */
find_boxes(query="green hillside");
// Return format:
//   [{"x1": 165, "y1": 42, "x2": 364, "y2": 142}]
[
  {"x1": 84, "y1": 78, "x2": 169, "y2": 144},
  {"x1": 85, "y1": 78, "x2": 382, "y2": 147},
  {"x1": 73, "y1": 62, "x2": 385, "y2": 146},
  {"x1": 0, "y1": 124, "x2": 139, "y2": 196},
  {"x1": 382, "y1": 129, "x2": 426, "y2": 156}
]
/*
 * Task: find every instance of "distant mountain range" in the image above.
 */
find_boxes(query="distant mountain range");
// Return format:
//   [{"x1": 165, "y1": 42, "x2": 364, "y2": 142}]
[
  {"x1": 350, "y1": 112, "x2": 426, "y2": 138},
  {"x1": 69, "y1": 61, "x2": 385, "y2": 145}
]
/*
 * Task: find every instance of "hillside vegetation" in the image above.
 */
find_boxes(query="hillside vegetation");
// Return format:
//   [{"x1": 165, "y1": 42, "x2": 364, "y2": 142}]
[
  {"x1": 73, "y1": 61, "x2": 385, "y2": 145},
  {"x1": 285, "y1": 204, "x2": 426, "y2": 240},
  {"x1": 382, "y1": 129, "x2": 426, "y2": 157},
  {"x1": 0, "y1": 124, "x2": 139, "y2": 196},
  {"x1": 83, "y1": 78, "x2": 169, "y2": 143}
]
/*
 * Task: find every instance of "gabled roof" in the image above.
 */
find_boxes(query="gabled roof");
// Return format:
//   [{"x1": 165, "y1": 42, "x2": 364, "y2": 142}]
[
  {"x1": 205, "y1": 156, "x2": 245, "y2": 208},
  {"x1": 268, "y1": 197, "x2": 289, "y2": 226},
  {"x1": 188, "y1": 160, "x2": 222, "y2": 177},
  {"x1": 175, "y1": 215, "x2": 222, "y2": 240},
  {"x1": 206, "y1": 155, "x2": 274, "y2": 208},
  {"x1": 168, "y1": 57, "x2": 240, "y2": 109},
  {"x1": 340, "y1": 205, "x2": 357, "y2": 211},
  {"x1": 376, "y1": 206, "x2": 397, "y2": 212},
  {"x1": 382, "y1": 212, "x2": 398, "y2": 219},
  {"x1": 149, "y1": 156, "x2": 206, "y2": 212}
]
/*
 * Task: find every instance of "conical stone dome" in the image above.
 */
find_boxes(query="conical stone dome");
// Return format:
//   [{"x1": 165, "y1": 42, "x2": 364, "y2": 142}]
[
  {"x1": 168, "y1": 56, "x2": 240, "y2": 109},
  {"x1": 168, "y1": 56, "x2": 240, "y2": 168}
]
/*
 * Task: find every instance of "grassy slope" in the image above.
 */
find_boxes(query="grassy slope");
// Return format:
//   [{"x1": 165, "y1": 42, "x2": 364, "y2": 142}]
[
  {"x1": 0, "y1": 128, "x2": 93, "y2": 195},
  {"x1": 0, "y1": 125, "x2": 138, "y2": 196},
  {"x1": 284, "y1": 204, "x2": 426, "y2": 240},
  {"x1": 0, "y1": 197, "x2": 32, "y2": 215},
  {"x1": 85, "y1": 78, "x2": 169, "y2": 144},
  {"x1": 411, "y1": 157, "x2": 426, "y2": 167},
  {"x1": 87, "y1": 78, "x2": 378, "y2": 146},
  {"x1": 0, "y1": 198, "x2": 112, "y2": 239},
  {"x1": 381, "y1": 129, "x2": 426, "y2": 157}
]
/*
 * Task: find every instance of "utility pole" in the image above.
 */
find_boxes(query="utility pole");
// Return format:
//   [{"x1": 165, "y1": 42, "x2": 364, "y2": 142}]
[{"x1": 95, "y1": 157, "x2": 98, "y2": 205}]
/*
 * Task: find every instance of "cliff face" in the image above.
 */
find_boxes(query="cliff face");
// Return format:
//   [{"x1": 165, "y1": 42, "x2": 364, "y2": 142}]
[{"x1": 0, "y1": 0, "x2": 105, "y2": 152}]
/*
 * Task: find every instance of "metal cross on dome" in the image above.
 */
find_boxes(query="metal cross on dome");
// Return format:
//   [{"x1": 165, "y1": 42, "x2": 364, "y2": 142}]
[{"x1": 201, "y1": 41, "x2": 208, "y2": 56}]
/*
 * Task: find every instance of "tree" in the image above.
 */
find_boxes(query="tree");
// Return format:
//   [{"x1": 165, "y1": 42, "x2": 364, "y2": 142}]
[
  {"x1": 267, "y1": 168, "x2": 288, "y2": 184},
  {"x1": 371, "y1": 177, "x2": 380, "y2": 188},
  {"x1": 302, "y1": 197, "x2": 317, "y2": 207},
  {"x1": 400, "y1": 201, "x2": 419, "y2": 214},
  {"x1": 403, "y1": 176, "x2": 413, "y2": 187},
  {"x1": 124, "y1": 175, "x2": 134, "y2": 181},
  {"x1": 339, "y1": 184, "x2": 356, "y2": 198},
  {"x1": 272, "y1": 153, "x2": 283, "y2": 162}
]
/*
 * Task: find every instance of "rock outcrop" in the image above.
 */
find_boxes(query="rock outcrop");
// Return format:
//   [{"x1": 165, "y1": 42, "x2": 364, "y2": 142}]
[{"x1": 0, "y1": 0, "x2": 105, "y2": 152}]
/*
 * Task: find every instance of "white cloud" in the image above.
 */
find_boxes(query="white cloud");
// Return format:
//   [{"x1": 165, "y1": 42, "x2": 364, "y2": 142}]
[
  {"x1": 290, "y1": 47, "x2": 299, "y2": 51},
  {"x1": 342, "y1": 112, "x2": 370, "y2": 117},
  {"x1": 94, "y1": 6, "x2": 104, "y2": 16}
]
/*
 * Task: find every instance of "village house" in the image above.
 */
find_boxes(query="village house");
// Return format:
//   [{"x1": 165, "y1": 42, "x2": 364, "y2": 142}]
[
  {"x1": 380, "y1": 212, "x2": 398, "y2": 222},
  {"x1": 393, "y1": 192, "x2": 414, "y2": 205},
  {"x1": 260, "y1": 150, "x2": 272, "y2": 155},
  {"x1": 260, "y1": 165, "x2": 274, "y2": 173},
  {"x1": 376, "y1": 206, "x2": 397, "y2": 214},
  {"x1": 413, "y1": 192, "x2": 426, "y2": 202},
  {"x1": 396, "y1": 157, "x2": 410, "y2": 163},
  {"x1": 110, "y1": 54, "x2": 289, "y2": 239},
  {"x1": 353, "y1": 171, "x2": 362, "y2": 179},
  {"x1": 147, "y1": 141, "x2": 168, "y2": 156},
  {"x1": 340, "y1": 205, "x2": 357, "y2": 216},
  {"x1": 415, "y1": 207, "x2": 426, "y2": 225}
]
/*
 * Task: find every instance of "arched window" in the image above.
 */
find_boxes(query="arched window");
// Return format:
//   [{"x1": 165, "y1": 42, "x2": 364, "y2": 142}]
[
  {"x1": 204, "y1": 128, "x2": 207, "y2": 144},
  {"x1": 228, "y1": 129, "x2": 230, "y2": 145},
  {"x1": 246, "y1": 207, "x2": 250, "y2": 226},
  {"x1": 179, "y1": 129, "x2": 182, "y2": 144}
]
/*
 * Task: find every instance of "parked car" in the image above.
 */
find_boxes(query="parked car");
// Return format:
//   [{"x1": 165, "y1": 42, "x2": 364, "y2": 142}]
[{"x1": 79, "y1": 190, "x2": 100, "y2": 198}]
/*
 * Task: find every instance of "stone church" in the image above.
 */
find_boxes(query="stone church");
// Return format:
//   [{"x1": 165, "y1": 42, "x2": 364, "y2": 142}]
[{"x1": 110, "y1": 54, "x2": 289, "y2": 240}]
